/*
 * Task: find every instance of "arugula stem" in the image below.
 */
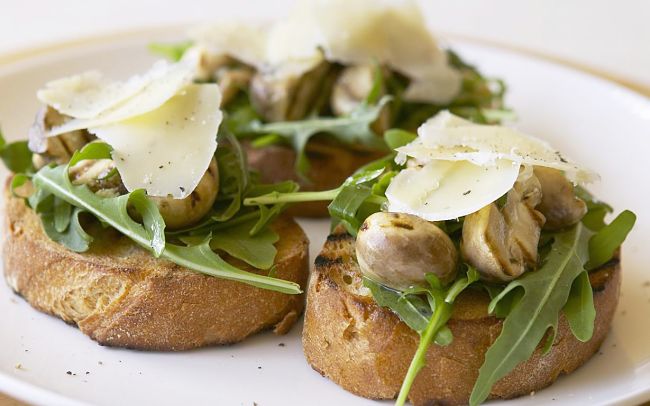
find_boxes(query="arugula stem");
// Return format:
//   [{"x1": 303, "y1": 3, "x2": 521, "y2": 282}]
[
  {"x1": 244, "y1": 188, "x2": 341, "y2": 206},
  {"x1": 244, "y1": 188, "x2": 387, "y2": 207},
  {"x1": 396, "y1": 300, "x2": 450, "y2": 406}
]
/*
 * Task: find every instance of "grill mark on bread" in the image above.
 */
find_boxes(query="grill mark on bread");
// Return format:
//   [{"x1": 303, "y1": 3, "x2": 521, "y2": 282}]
[
  {"x1": 303, "y1": 224, "x2": 621, "y2": 404},
  {"x1": 3, "y1": 190, "x2": 309, "y2": 350},
  {"x1": 315, "y1": 255, "x2": 344, "y2": 268},
  {"x1": 327, "y1": 232, "x2": 354, "y2": 242}
]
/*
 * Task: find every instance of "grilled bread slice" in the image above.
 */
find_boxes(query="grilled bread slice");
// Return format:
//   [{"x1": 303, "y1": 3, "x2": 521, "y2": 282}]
[
  {"x1": 3, "y1": 191, "x2": 309, "y2": 351},
  {"x1": 302, "y1": 226, "x2": 620, "y2": 406},
  {"x1": 244, "y1": 140, "x2": 385, "y2": 217}
]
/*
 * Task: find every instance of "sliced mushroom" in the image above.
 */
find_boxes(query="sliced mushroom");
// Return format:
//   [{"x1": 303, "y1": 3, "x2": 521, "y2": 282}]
[
  {"x1": 534, "y1": 167, "x2": 587, "y2": 230},
  {"x1": 198, "y1": 53, "x2": 255, "y2": 107},
  {"x1": 330, "y1": 64, "x2": 392, "y2": 134},
  {"x1": 250, "y1": 60, "x2": 334, "y2": 122},
  {"x1": 29, "y1": 106, "x2": 94, "y2": 169},
  {"x1": 356, "y1": 212, "x2": 458, "y2": 290},
  {"x1": 69, "y1": 158, "x2": 126, "y2": 198},
  {"x1": 149, "y1": 157, "x2": 219, "y2": 229},
  {"x1": 461, "y1": 171, "x2": 545, "y2": 282},
  {"x1": 217, "y1": 66, "x2": 254, "y2": 106}
]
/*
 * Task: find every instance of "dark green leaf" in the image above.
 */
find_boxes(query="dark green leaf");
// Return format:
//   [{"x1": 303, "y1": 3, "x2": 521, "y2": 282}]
[
  {"x1": 0, "y1": 130, "x2": 33, "y2": 173},
  {"x1": 445, "y1": 266, "x2": 479, "y2": 302},
  {"x1": 212, "y1": 132, "x2": 249, "y2": 221},
  {"x1": 10, "y1": 174, "x2": 31, "y2": 198},
  {"x1": 364, "y1": 277, "x2": 429, "y2": 332},
  {"x1": 563, "y1": 271, "x2": 595, "y2": 342},
  {"x1": 586, "y1": 210, "x2": 636, "y2": 269},
  {"x1": 576, "y1": 186, "x2": 613, "y2": 231},
  {"x1": 53, "y1": 197, "x2": 72, "y2": 232},
  {"x1": 68, "y1": 141, "x2": 112, "y2": 166},
  {"x1": 394, "y1": 268, "x2": 479, "y2": 406},
  {"x1": 211, "y1": 219, "x2": 279, "y2": 270},
  {"x1": 41, "y1": 205, "x2": 93, "y2": 252},
  {"x1": 224, "y1": 96, "x2": 262, "y2": 135},
  {"x1": 470, "y1": 224, "x2": 592, "y2": 406},
  {"x1": 384, "y1": 128, "x2": 416, "y2": 150},
  {"x1": 128, "y1": 189, "x2": 166, "y2": 257},
  {"x1": 164, "y1": 238, "x2": 299, "y2": 294},
  {"x1": 246, "y1": 97, "x2": 391, "y2": 176},
  {"x1": 328, "y1": 185, "x2": 372, "y2": 235},
  {"x1": 31, "y1": 163, "x2": 301, "y2": 294}
]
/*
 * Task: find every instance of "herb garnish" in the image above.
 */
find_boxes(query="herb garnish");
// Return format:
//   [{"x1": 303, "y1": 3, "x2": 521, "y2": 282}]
[{"x1": 7, "y1": 135, "x2": 302, "y2": 294}]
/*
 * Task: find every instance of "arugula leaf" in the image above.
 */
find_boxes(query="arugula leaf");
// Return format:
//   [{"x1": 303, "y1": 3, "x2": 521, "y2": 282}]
[
  {"x1": 31, "y1": 162, "x2": 300, "y2": 294},
  {"x1": 246, "y1": 97, "x2": 391, "y2": 175},
  {"x1": 68, "y1": 141, "x2": 113, "y2": 166},
  {"x1": 328, "y1": 185, "x2": 373, "y2": 235},
  {"x1": 53, "y1": 196, "x2": 72, "y2": 232},
  {"x1": 383, "y1": 128, "x2": 416, "y2": 150},
  {"x1": 469, "y1": 224, "x2": 592, "y2": 406},
  {"x1": 148, "y1": 41, "x2": 193, "y2": 61},
  {"x1": 128, "y1": 189, "x2": 166, "y2": 257},
  {"x1": 208, "y1": 131, "x2": 250, "y2": 222},
  {"x1": 163, "y1": 239, "x2": 298, "y2": 294},
  {"x1": 0, "y1": 129, "x2": 33, "y2": 173},
  {"x1": 563, "y1": 270, "x2": 596, "y2": 341},
  {"x1": 576, "y1": 186, "x2": 613, "y2": 231},
  {"x1": 224, "y1": 94, "x2": 263, "y2": 135},
  {"x1": 40, "y1": 199, "x2": 93, "y2": 253},
  {"x1": 210, "y1": 219, "x2": 279, "y2": 270},
  {"x1": 246, "y1": 180, "x2": 299, "y2": 235},
  {"x1": 244, "y1": 152, "x2": 395, "y2": 235},
  {"x1": 250, "y1": 133, "x2": 285, "y2": 148},
  {"x1": 393, "y1": 268, "x2": 480, "y2": 406},
  {"x1": 586, "y1": 209, "x2": 636, "y2": 269},
  {"x1": 364, "y1": 278, "x2": 429, "y2": 332}
]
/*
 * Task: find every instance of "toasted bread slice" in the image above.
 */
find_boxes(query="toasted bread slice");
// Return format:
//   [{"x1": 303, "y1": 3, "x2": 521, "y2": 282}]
[
  {"x1": 244, "y1": 140, "x2": 385, "y2": 217},
  {"x1": 3, "y1": 191, "x2": 309, "y2": 351},
  {"x1": 303, "y1": 227, "x2": 620, "y2": 405}
]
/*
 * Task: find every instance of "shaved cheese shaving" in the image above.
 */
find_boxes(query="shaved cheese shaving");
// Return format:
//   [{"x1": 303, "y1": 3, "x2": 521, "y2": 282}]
[
  {"x1": 190, "y1": 0, "x2": 461, "y2": 104},
  {"x1": 189, "y1": 22, "x2": 269, "y2": 69},
  {"x1": 273, "y1": 0, "x2": 461, "y2": 103},
  {"x1": 37, "y1": 71, "x2": 151, "y2": 120},
  {"x1": 47, "y1": 48, "x2": 201, "y2": 136},
  {"x1": 386, "y1": 159, "x2": 521, "y2": 221},
  {"x1": 387, "y1": 110, "x2": 598, "y2": 220},
  {"x1": 397, "y1": 111, "x2": 598, "y2": 184},
  {"x1": 90, "y1": 84, "x2": 222, "y2": 199}
]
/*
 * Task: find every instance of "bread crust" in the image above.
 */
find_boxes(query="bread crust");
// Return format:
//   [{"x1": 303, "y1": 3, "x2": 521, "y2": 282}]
[
  {"x1": 244, "y1": 139, "x2": 385, "y2": 217},
  {"x1": 302, "y1": 227, "x2": 621, "y2": 405},
  {"x1": 3, "y1": 191, "x2": 309, "y2": 351}
]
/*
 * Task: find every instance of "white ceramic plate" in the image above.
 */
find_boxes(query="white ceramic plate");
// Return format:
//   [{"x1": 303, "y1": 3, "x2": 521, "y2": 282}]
[{"x1": 0, "y1": 28, "x2": 649, "y2": 406}]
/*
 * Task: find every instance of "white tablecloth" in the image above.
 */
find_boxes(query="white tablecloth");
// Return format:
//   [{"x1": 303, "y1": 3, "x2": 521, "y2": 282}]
[{"x1": 1, "y1": 0, "x2": 649, "y2": 90}]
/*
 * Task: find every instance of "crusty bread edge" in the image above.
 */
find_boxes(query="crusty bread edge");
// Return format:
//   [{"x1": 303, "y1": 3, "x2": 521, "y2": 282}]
[
  {"x1": 302, "y1": 228, "x2": 620, "y2": 406},
  {"x1": 3, "y1": 189, "x2": 309, "y2": 351}
]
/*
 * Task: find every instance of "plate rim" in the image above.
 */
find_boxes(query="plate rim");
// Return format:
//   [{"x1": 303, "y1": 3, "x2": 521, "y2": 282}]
[{"x1": 0, "y1": 25, "x2": 649, "y2": 406}]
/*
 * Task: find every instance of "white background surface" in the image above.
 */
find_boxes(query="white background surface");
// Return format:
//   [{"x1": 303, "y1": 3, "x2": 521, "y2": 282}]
[{"x1": 0, "y1": 0, "x2": 649, "y2": 90}]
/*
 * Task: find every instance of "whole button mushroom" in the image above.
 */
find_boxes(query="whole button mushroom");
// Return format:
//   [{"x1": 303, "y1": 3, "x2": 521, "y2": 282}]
[
  {"x1": 70, "y1": 156, "x2": 219, "y2": 230},
  {"x1": 355, "y1": 212, "x2": 458, "y2": 290},
  {"x1": 150, "y1": 157, "x2": 219, "y2": 230}
]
